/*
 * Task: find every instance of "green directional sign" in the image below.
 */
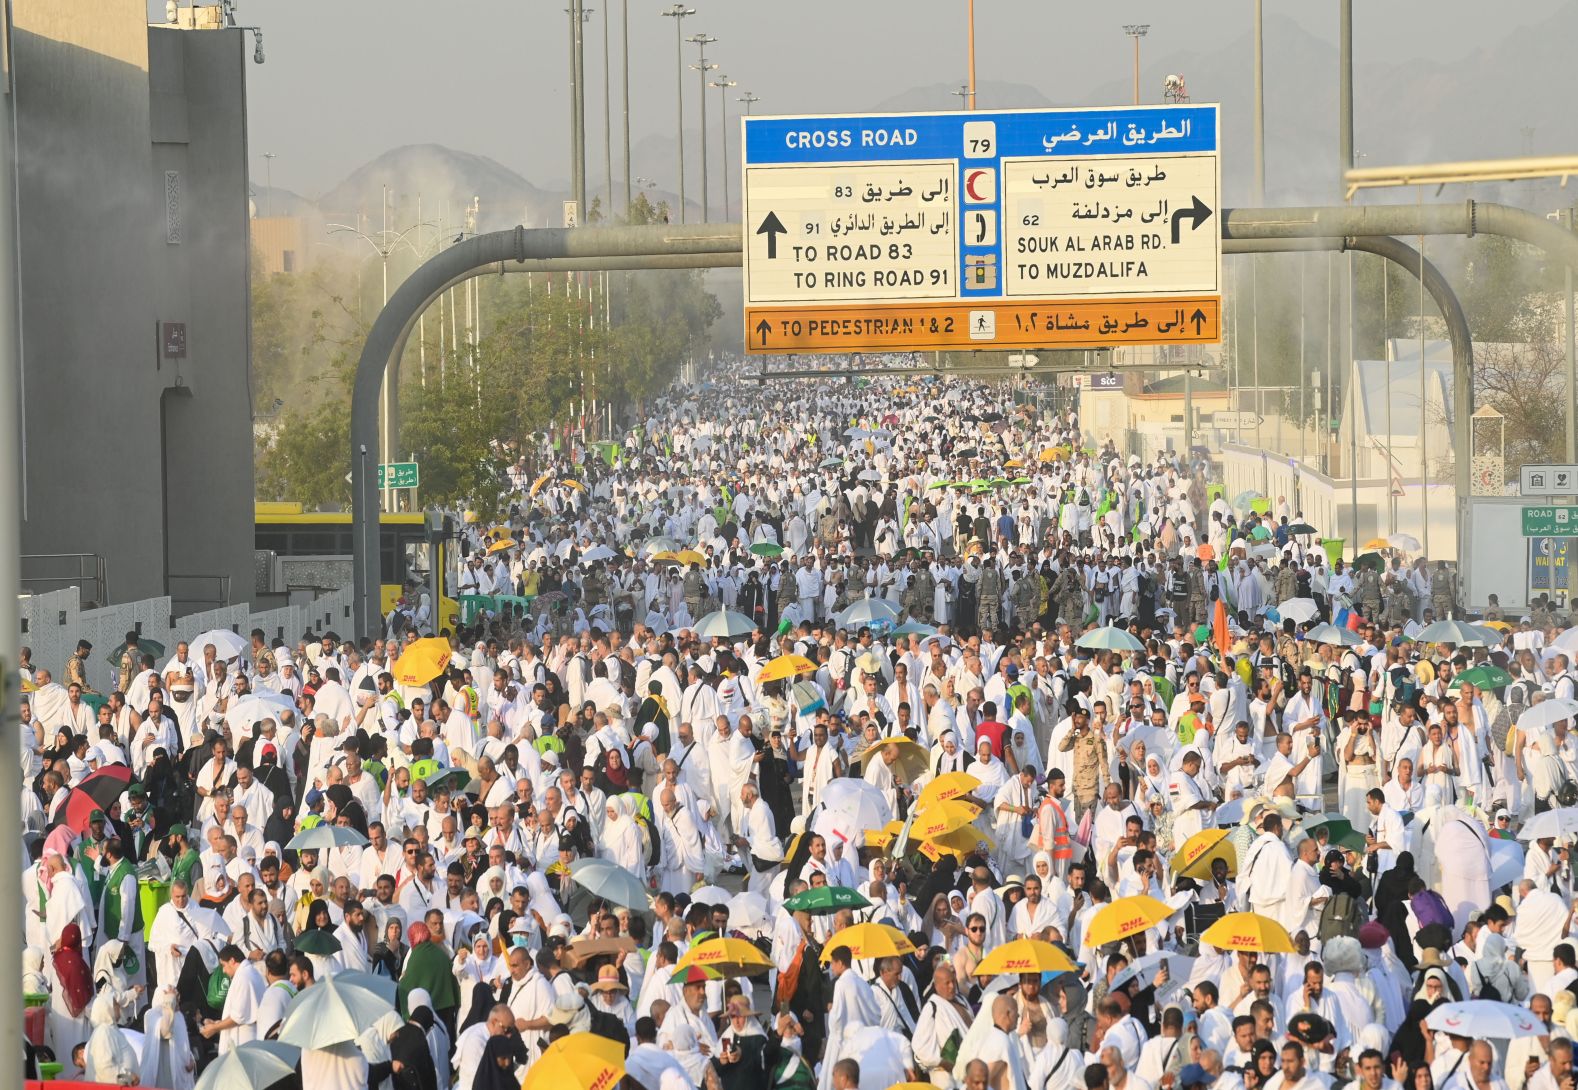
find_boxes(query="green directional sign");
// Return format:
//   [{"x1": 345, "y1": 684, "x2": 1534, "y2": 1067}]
[
  {"x1": 1522, "y1": 505, "x2": 1578, "y2": 536},
  {"x1": 377, "y1": 462, "x2": 420, "y2": 489}
]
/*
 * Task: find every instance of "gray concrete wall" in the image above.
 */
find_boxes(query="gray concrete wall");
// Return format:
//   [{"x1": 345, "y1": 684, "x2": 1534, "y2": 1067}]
[{"x1": 10, "y1": 2, "x2": 254, "y2": 607}]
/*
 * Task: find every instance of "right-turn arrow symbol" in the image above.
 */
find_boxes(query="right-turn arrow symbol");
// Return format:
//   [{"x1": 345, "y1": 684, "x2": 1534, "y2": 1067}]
[{"x1": 1170, "y1": 195, "x2": 1213, "y2": 245}]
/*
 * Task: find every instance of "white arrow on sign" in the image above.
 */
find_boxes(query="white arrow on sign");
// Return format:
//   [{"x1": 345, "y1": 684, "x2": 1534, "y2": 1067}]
[{"x1": 1007, "y1": 353, "x2": 1040, "y2": 368}]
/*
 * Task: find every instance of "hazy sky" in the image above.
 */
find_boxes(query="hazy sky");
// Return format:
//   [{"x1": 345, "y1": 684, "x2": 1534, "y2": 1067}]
[{"x1": 168, "y1": 0, "x2": 1570, "y2": 198}]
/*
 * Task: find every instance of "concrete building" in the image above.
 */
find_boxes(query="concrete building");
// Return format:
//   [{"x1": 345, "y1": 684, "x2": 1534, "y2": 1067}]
[{"x1": 10, "y1": 1, "x2": 256, "y2": 611}]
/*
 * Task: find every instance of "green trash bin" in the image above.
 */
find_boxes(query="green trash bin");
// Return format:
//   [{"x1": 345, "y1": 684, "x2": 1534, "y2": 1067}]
[
  {"x1": 139, "y1": 878, "x2": 170, "y2": 941},
  {"x1": 37, "y1": 1061, "x2": 62, "y2": 1080},
  {"x1": 1321, "y1": 538, "x2": 1345, "y2": 567}
]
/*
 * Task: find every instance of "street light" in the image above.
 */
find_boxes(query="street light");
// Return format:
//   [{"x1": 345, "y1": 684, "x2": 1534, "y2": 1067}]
[
  {"x1": 738, "y1": 91, "x2": 759, "y2": 115},
  {"x1": 711, "y1": 74, "x2": 736, "y2": 220},
  {"x1": 660, "y1": 5, "x2": 695, "y2": 224},
  {"x1": 687, "y1": 33, "x2": 717, "y2": 222},
  {"x1": 1122, "y1": 24, "x2": 1149, "y2": 106},
  {"x1": 951, "y1": 83, "x2": 969, "y2": 110}
]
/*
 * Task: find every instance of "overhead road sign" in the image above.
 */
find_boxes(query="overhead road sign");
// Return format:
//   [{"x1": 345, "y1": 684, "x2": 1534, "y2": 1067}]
[
  {"x1": 1521, "y1": 464, "x2": 1578, "y2": 496},
  {"x1": 377, "y1": 462, "x2": 420, "y2": 489},
  {"x1": 741, "y1": 104, "x2": 1220, "y2": 355},
  {"x1": 1523, "y1": 506, "x2": 1578, "y2": 537}
]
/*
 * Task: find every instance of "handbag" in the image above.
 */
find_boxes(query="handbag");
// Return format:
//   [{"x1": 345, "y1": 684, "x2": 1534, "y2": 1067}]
[{"x1": 206, "y1": 965, "x2": 232, "y2": 1009}]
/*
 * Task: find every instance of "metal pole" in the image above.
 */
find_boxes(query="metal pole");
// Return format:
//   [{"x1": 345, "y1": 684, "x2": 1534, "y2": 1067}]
[
  {"x1": 602, "y1": 1, "x2": 613, "y2": 215},
  {"x1": 1133, "y1": 33, "x2": 1140, "y2": 104},
  {"x1": 967, "y1": 0, "x2": 977, "y2": 110},
  {"x1": 568, "y1": 3, "x2": 581, "y2": 216},
  {"x1": 621, "y1": 0, "x2": 631, "y2": 216},
  {"x1": 661, "y1": 6, "x2": 692, "y2": 223},
  {"x1": 1339, "y1": 0, "x2": 1355, "y2": 549},
  {"x1": 1339, "y1": 0, "x2": 1353, "y2": 183},
  {"x1": 713, "y1": 77, "x2": 735, "y2": 220},
  {"x1": 574, "y1": 0, "x2": 589, "y2": 216},
  {"x1": 1253, "y1": 257, "x2": 1262, "y2": 451},
  {"x1": 1385, "y1": 255, "x2": 1394, "y2": 532},
  {"x1": 0, "y1": 6, "x2": 29, "y2": 1063},
  {"x1": 1252, "y1": 0, "x2": 1265, "y2": 205},
  {"x1": 1299, "y1": 253, "x2": 1307, "y2": 464},
  {"x1": 1419, "y1": 189, "x2": 1429, "y2": 555},
  {"x1": 689, "y1": 34, "x2": 716, "y2": 223},
  {"x1": 1566, "y1": 206, "x2": 1576, "y2": 466}
]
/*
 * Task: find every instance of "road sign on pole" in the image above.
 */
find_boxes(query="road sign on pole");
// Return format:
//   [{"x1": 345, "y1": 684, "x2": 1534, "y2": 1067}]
[
  {"x1": 1522, "y1": 505, "x2": 1578, "y2": 536},
  {"x1": 741, "y1": 104, "x2": 1221, "y2": 355},
  {"x1": 377, "y1": 462, "x2": 420, "y2": 489},
  {"x1": 1520, "y1": 464, "x2": 1578, "y2": 496}
]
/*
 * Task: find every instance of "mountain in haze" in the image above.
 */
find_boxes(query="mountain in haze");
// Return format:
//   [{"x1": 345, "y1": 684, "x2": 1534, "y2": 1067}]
[{"x1": 313, "y1": 144, "x2": 559, "y2": 234}]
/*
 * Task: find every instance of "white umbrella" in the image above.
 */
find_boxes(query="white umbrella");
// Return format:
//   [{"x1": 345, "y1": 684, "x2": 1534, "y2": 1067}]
[
  {"x1": 194, "y1": 1040, "x2": 300, "y2": 1090},
  {"x1": 728, "y1": 891, "x2": 772, "y2": 936},
  {"x1": 1516, "y1": 807, "x2": 1578, "y2": 841},
  {"x1": 189, "y1": 628, "x2": 248, "y2": 661},
  {"x1": 858, "y1": 468, "x2": 883, "y2": 482},
  {"x1": 278, "y1": 973, "x2": 396, "y2": 1048},
  {"x1": 690, "y1": 884, "x2": 732, "y2": 907},
  {"x1": 1517, "y1": 699, "x2": 1578, "y2": 734},
  {"x1": 813, "y1": 780, "x2": 894, "y2": 846},
  {"x1": 1277, "y1": 598, "x2": 1320, "y2": 625},
  {"x1": 1109, "y1": 951, "x2": 1197, "y2": 993},
  {"x1": 1424, "y1": 1000, "x2": 1545, "y2": 1039},
  {"x1": 1416, "y1": 619, "x2": 1490, "y2": 646},
  {"x1": 580, "y1": 544, "x2": 617, "y2": 564},
  {"x1": 1489, "y1": 837, "x2": 1525, "y2": 889},
  {"x1": 1074, "y1": 625, "x2": 1145, "y2": 652},
  {"x1": 840, "y1": 599, "x2": 900, "y2": 627},
  {"x1": 1552, "y1": 627, "x2": 1578, "y2": 653},
  {"x1": 1388, "y1": 533, "x2": 1422, "y2": 552},
  {"x1": 286, "y1": 825, "x2": 370, "y2": 851},
  {"x1": 568, "y1": 857, "x2": 652, "y2": 910},
  {"x1": 224, "y1": 694, "x2": 295, "y2": 733},
  {"x1": 1306, "y1": 623, "x2": 1363, "y2": 647},
  {"x1": 693, "y1": 609, "x2": 758, "y2": 639}
]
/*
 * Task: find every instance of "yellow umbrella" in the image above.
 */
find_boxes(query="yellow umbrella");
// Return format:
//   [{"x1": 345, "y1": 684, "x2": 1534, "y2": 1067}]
[
  {"x1": 522, "y1": 1032, "x2": 624, "y2": 1090},
  {"x1": 674, "y1": 549, "x2": 707, "y2": 566},
  {"x1": 1361, "y1": 537, "x2": 1392, "y2": 551},
  {"x1": 919, "y1": 824, "x2": 995, "y2": 862},
  {"x1": 864, "y1": 820, "x2": 903, "y2": 851},
  {"x1": 486, "y1": 537, "x2": 516, "y2": 554},
  {"x1": 529, "y1": 472, "x2": 553, "y2": 497},
  {"x1": 854, "y1": 736, "x2": 930, "y2": 782},
  {"x1": 758, "y1": 654, "x2": 817, "y2": 683},
  {"x1": 974, "y1": 938, "x2": 1079, "y2": 977},
  {"x1": 391, "y1": 637, "x2": 453, "y2": 687},
  {"x1": 917, "y1": 771, "x2": 982, "y2": 808},
  {"x1": 1004, "y1": 458, "x2": 1024, "y2": 468},
  {"x1": 675, "y1": 937, "x2": 773, "y2": 977},
  {"x1": 1172, "y1": 827, "x2": 1237, "y2": 880},
  {"x1": 1483, "y1": 620, "x2": 1512, "y2": 632},
  {"x1": 562, "y1": 479, "x2": 586, "y2": 492},
  {"x1": 1200, "y1": 911, "x2": 1296, "y2": 954},
  {"x1": 907, "y1": 799, "x2": 983, "y2": 840},
  {"x1": 649, "y1": 550, "x2": 682, "y2": 564},
  {"x1": 1085, "y1": 894, "x2": 1176, "y2": 947},
  {"x1": 819, "y1": 922, "x2": 915, "y2": 962}
]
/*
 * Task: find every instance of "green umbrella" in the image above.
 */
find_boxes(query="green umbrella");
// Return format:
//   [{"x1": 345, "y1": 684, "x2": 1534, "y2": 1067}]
[
  {"x1": 1075, "y1": 625, "x2": 1145, "y2": 652},
  {"x1": 928, "y1": 481, "x2": 951, "y2": 490},
  {"x1": 293, "y1": 930, "x2": 342, "y2": 957},
  {"x1": 890, "y1": 621, "x2": 940, "y2": 638},
  {"x1": 423, "y1": 766, "x2": 472, "y2": 793},
  {"x1": 1453, "y1": 665, "x2": 1513, "y2": 690},
  {"x1": 1286, "y1": 522, "x2": 1317, "y2": 535},
  {"x1": 749, "y1": 542, "x2": 785, "y2": 557},
  {"x1": 949, "y1": 481, "x2": 973, "y2": 489},
  {"x1": 1305, "y1": 813, "x2": 1354, "y2": 841},
  {"x1": 1351, "y1": 552, "x2": 1385, "y2": 572},
  {"x1": 1011, "y1": 476, "x2": 1032, "y2": 485},
  {"x1": 783, "y1": 886, "x2": 871, "y2": 915},
  {"x1": 105, "y1": 638, "x2": 165, "y2": 668}
]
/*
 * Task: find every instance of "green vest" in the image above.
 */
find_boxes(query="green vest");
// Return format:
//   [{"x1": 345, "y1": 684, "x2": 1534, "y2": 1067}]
[
  {"x1": 102, "y1": 858, "x2": 142, "y2": 938},
  {"x1": 75, "y1": 846, "x2": 105, "y2": 906},
  {"x1": 171, "y1": 847, "x2": 201, "y2": 889}
]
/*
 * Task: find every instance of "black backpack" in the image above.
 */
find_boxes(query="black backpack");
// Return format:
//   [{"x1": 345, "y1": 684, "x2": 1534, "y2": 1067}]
[{"x1": 1318, "y1": 891, "x2": 1363, "y2": 943}]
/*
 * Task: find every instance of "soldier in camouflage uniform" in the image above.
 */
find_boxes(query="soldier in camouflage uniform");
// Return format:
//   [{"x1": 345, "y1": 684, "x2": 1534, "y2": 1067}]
[
  {"x1": 682, "y1": 562, "x2": 707, "y2": 620},
  {"x1": 1053, "y1": 563, "x2": 1084, "y2": 626},
  {"x1": 775, "y1": 563, "x2": 798, "y2": 624},
  {"x1": 1383, "y1": 573, "x2": 1414, "y2": 628},
  {"x1": 1430, "y1": 561, "x2": 1457, "y2": 620},
  {"x1": 1011, "y1": 569, "x2": 1039, "y2": 632},
  {"x1": 1357, "y1": 567, "x2": 1383, "y2": 622},
  {"x1": 1274, "y1": 561, "x2": 1299, "y2": 606},
  {"x1": 977, "y1": 561, "x2": 1003, "y2": 633},
  {"x1": 583, "y1": 564, "x2": 608, "y2": 615},
  {"x1": 1186, "y1": 560, "x2": 1208, "y2": 629},
  {"x1": 907, "y1": 561, "x2": 935, "y2": 623}
]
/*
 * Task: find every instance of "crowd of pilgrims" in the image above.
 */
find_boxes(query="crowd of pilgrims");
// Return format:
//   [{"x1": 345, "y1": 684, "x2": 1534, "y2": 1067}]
[{"x1": 19, "y1": 363, "x2": 1578, "y2": 1090}]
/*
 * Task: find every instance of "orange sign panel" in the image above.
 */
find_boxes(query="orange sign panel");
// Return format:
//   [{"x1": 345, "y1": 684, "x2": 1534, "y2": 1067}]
[{"x1": 745, "y1": 296, "x2": 1220, "y2": 355}]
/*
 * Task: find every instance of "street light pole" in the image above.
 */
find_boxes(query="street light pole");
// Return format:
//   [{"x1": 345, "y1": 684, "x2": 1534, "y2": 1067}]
[
  {"x1": 951, "y1": 83, "x2": 970, "y2": 110},
  {"x1": 602, "y1": 2, "x2": 613, "y2": 216},
  {"x1": 1123, "y1": 25, "x2": 1149, "y2": 106},
  {"x1": 966, "y1": 0, "x2": 977, "y2": 110},
  {"x1": 661, "y1": 5, "x2": 695, "y2": 223},
  {"x1": 621, "y1": 0, "x2": 632, "y2": 216},
  {"x1": 711, "y1": 75, "x2": 736, "y2": 221},
  {"x1": 1252, "y1": 0, "x2": 1265, "y2": 205},
  {"x1": 262, "y1": 151, "x2": 274, "y2": 217},
  {"x1": 688, "y1": 33, "x2": 717, "y2": 222},
  {"x1": 738, "y1": 91, "x2": 759, "y2": 115}
]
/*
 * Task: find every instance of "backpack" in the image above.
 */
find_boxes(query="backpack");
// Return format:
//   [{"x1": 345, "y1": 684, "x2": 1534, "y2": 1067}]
[
  {"x1": 1317, "y1": 891, "x2": 1363, "y2": 943},
  {"x1": 1411, "y1": 889, "x2": 1454, "y2": 933}
]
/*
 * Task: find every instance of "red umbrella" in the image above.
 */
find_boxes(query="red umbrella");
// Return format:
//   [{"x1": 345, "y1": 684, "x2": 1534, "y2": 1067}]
[{"x1": 61, "y1": 765, "x2": 135, "y2": 833}]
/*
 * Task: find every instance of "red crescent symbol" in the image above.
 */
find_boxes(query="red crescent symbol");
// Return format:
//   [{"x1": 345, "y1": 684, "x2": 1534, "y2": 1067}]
[{"x1": 966, "y1": 170, "x2": 986, "y2": 201}]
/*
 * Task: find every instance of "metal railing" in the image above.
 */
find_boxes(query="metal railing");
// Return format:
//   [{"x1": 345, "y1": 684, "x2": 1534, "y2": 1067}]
[
  {"x1": 165, "y1": 573, "x2": 232, "y2": 617},
  {"x1": 20, "y1": 553, "x2": 107, "y2": 607}
]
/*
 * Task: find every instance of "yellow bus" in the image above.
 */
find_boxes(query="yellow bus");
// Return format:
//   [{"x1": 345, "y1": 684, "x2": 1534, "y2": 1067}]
[{"x1": 254, "y1": 503, "x2": 458, "y2": 625}]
